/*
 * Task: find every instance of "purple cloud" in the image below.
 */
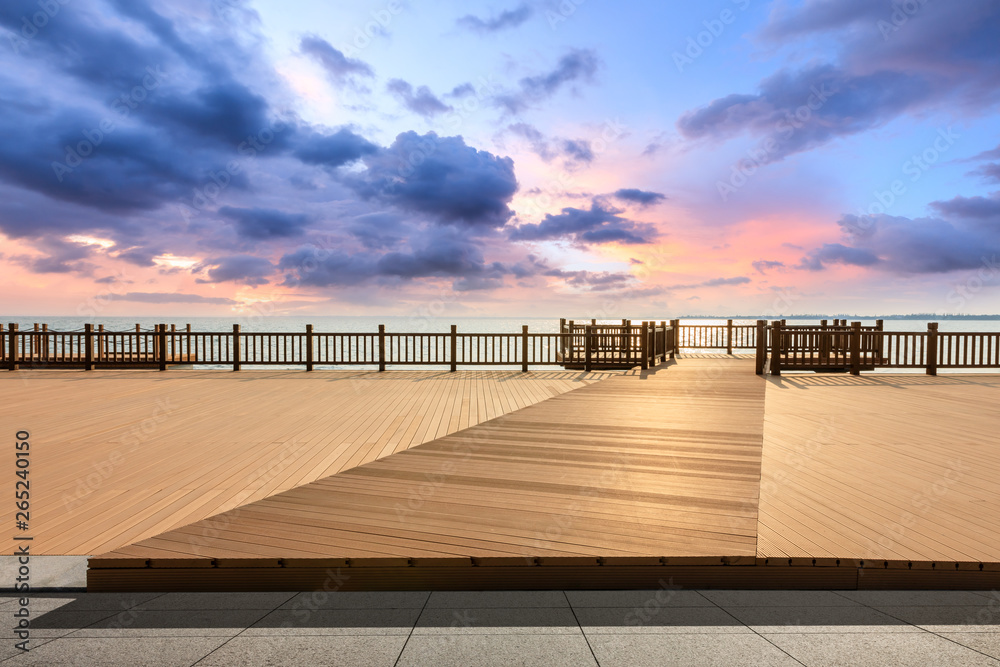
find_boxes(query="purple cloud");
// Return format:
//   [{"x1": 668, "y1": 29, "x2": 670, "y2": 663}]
[
  {"x1": 509, "y1": 200, "x2": 655, "y2": 245},
  {"x1": 457, "y1": 5, "x2": 533, "y2": 33}
]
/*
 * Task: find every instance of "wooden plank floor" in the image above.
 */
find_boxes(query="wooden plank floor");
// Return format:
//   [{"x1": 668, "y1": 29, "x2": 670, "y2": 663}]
[
  {"x1": 1, "y1": 369, "x2": 610, "y2": 555},
  {"x1": 94, "y1": 358, "x2": 768, "y2": 564},
  {"x1": 758, "y1": 373, "x2": 1000, "y2": 564}
]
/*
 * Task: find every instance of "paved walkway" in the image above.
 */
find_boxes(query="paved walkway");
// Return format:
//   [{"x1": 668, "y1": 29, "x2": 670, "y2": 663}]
[{"x1": 3, "y1": 589, "x2": 999, "y2": 665}]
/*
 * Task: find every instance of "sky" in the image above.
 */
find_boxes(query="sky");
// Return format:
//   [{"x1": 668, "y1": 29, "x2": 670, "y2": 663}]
[{"x1": 1, "y1": 0, "x2": 999, "y2": 319}]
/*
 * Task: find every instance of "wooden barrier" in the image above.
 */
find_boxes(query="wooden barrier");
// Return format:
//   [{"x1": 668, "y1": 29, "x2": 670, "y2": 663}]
[{"x1": 6, "y1": 320, "x2": 1000, "y2": 374}]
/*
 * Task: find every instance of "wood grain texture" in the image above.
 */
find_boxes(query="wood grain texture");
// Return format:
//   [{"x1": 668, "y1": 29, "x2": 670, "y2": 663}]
[
  {"x1": 758, "y1": 373, "x2": 1000, "y2": 563},
  {"x1": 93, "y1": 358, "x2": 767, "y2": 564},
  {"x1": 1, "y1": 369, "x2": 609, "y2": 555}
]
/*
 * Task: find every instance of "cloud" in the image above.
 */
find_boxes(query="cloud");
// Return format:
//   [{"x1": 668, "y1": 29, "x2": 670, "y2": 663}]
[
  {"x1": 299, "y1": 35, "x2": 374, "y2": 84},
  {"x1": 507, "y1": 124, "x2": 594, "y2": 166},
  {"x1": 560, "y1": 139, "x2": 593, "y2": 165},
  {"x1": 613, "y1": 188, "x2": 667, "y2": 207},
  {"x1": 347, "y1": 213, "x2": 405, "y2": 250},
  {"x1": 279, "y1": 231, "x2": 510, "y2": 291},
  {"x1": 12, "y1": 238, "x2": 97, "y2": 274},
  {"x1": 457, "y1": 5, "x2": 533, "y2": 33},
  {"x1": 508, "y1": 123, "x2": 555, "y2": 160},
  {"x1": 496, "y1": 49, "x2": 599, "y2": 114},
  {"x1": 145, "y1": 81, "x2": 274, "y2": 147},
  {"x1": 929, "y1": 192, "x2": 1000, "y2": 220},
  {"x1": 966, "y1": 144, "x2": 1000, "y2": 162},
  {"x1": 678, "y1": 65, "x2": 928, "y2": 163},
  {"x1": 117, "y1": 292, "x2": 238, "y2": 305},
  {"x1": 293, "y1": 128, "x2": 379, "y2": 168},
  {"x1": 218, "y1": 206, "x2": 311, "y2": 239},
  {"x1": 386, "y1": 80, "x2": 452, "y2": 117},
  {"x1": 752, "y1": 260, "x2": 786, "y2": 274},
  {"x1": 344, "y1": 132, "x2": 518, "y2": 228},
  {"x1": 800, "y1": 212, "x2": 1000, "y2": 274},
  {"x1": 679, "y1": 1, "x2": 1000, "y2": 162},
  {"x1": 971, "y1": 164, "x2": 1000, "y2": 184},
  {"x1": 509, "y1": 200, "x2": 655, "y2": 245},
  {"x1": 196, "y1": 254, "x2": 274, "y2": 285},
  {"x1": 797, "y1": 243, "x2": 881, "y2": 272},
  {"x1": 667, "y1": 276, "x2": 751, "y2": 289},
  {"x1": 543, "y1": 269, "x2": 633, "y2": 291}
]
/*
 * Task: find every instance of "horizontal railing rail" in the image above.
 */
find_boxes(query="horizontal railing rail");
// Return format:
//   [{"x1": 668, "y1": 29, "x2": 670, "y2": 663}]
[
  {"x1": 757, "y1": 320, "x2": 1000, "y2": 376},
  {"x1": 8, "y1": 320, "x2": 999, "y2": 376}
]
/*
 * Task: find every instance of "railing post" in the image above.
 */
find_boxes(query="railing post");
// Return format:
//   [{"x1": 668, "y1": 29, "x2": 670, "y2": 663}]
[
  {"x1": 876, "y1": 319, "x2": 885, "y2": 364},
  {"x1": 670, "y1": 319, "x2": 680, "y2": 355},
  {"x1": 233, "y1": 324, "x2": 241, "y2": 371},
  {"x1": 770, "y1": 320, "x2": 783, "y2": 376},
  {"x1": 567, "y1": 320, "x2": 576, "y2": 364},
  {"x1": 158, "y1": 323, "x2": 167, "y2": 371},
  {"x1": 521, "y1": 325, "x2": 529, "y2": 373},
  {"x1": 850, "y1": 321, "x2": 862, "y2": 376},
  {"x1": 558, "y1": 318, "x2": 566, "y2": 360},
  {"x1": 640, "y1": 321, "x2": 649, "y2": 370},
  {"x1": 84, "y1": 323, "x2": 94, "y2": 371},
  {"x1": 97, "y1": 324, "x2": 104, "y2": 362},
  {"x1": 646, "y1": 322, "x2": 657, "y2": 368},
  {"x1": 727, "y1": 319, "x2": 733, "y2": 355},
  {"x1": 926, "y1": 322, "x2": 938, "y2": 376},
  {"x1": 378, "y1": 324, "x2": 386, "y2": 372},
  {"x1": 755, "y1": 320, "x2": 766, "y2": 375},
  {"x1": 306, "y1": 324, "x2": 314, "y2": 372},
  {"x1": 584, "y1": 324, "x2": 593, "y2": 373},
  {"x1": 450, "y1": 325, "x2": 457, "y2": 372},
  {"x1": 7, "y1": 324, "x2": 18, "y2": 371}
]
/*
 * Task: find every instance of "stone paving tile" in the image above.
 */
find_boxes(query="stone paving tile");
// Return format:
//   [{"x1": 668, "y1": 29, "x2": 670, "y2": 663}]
[
  {"x1": 2, "y1": 636, "x2": 229, "y2": 666},
  {"x1": 838, "y1": 591, "x2": 997, "y2": 607},
  {"x1": 132, "y1": 592, "x2": 296, "y2": 611},
  {"x1": 939, "y1": 633, "x2": 1000, "y2": 660},
  {"x1": 426, "y1": 591, "x2": 569, "y2": 609},
  {"x1": 587, "y1": 633, "x2": 802, "y2": 666},
  {"x1": 397, "y1": 634, "x2": 598, "y2": 667},
  {"x1": 196, "y1": 635, "x2": 407, "y2": 667},
  {"x1": 278, "y1": 591, "x2": 429, "y2": 610},
  {"x1": 699, "y1": 590, "x2": 862, "y2": 608},
  {"x1": 69, "y1": 608, "x2": 271, "y2": 637},
  {"x1": 413, "y1": 607, "x2": 580, "y2": 635},
  {"x1": 0, "y1": 610, "x2": 119, "y2": 640},
  {"x1": 564, "y1": 590, "x2": 713, "y2": 608},
  {"x1": 242, "y1": 608, "x2": 420, "y2": 635},
  {"x1": 0, "y1": 636, "x2": 58, "y2": 661},
  {"x1": 28, "y1": 593, "x2": 163, "y2": 612},
  {"x1": 765, "y1": 631, "x2": 1000, "y2": 666},
  {"x1": 575, "y1": 606, "x2": 750, "y2": 634},
  {"x1": 724, "y1": 604, "x2": 921, "y2": 633},
  {"x1": 874, "y1": 606, "x2": 1000, "y2": 632}
]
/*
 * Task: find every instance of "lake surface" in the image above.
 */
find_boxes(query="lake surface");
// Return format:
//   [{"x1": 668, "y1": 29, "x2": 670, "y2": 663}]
[{"x1": 3, "y1": 316, "x2": 1000, "y2": 334}]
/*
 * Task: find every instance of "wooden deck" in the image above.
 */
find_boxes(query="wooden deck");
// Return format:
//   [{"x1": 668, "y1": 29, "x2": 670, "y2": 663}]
[
  {"x1": 758, "y1": 373, "x2": 1000, "y2": 565},
  {"x1": 9, "y1": 357, "x2": 1000, "y2": 591},
  {"x1": 2, "y1": 369, "x2": 610, "y2": 555},
  {"x1": 91, "y1": 358, "x2": 767, "y2": 570}
]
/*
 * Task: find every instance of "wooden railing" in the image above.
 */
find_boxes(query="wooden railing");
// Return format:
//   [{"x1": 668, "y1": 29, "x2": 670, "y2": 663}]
[
  {"x1": 10, "y1": 319, "x2": 995, "y2": 375},
  {"x1": 558, "y1": 320, "x2": 675, "y2": 370},
  {"x1": 0, "y1": 323, "x2": 594, "y2": 372},
  {"x1": 758, "y1": 320, "x2": 1000, "y2": 376}
]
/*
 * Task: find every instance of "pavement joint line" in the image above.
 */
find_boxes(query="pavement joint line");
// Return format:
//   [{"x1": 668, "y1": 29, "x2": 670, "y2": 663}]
[
  {"x1": 564, "y1": 590, "x2": 601, "y2": 666},
  {"x1": 189, "y1": 591, "x2": 297, "y2": 667},
  {"x1": 708, "y1": 596, "x2": 809, "y2": 667},
  {"x1": 829, "y1": 589, "x2": 1000, "y2": 663},
  {"x1": 391, "y1": 589, "x2": 430, "y2": 667}
]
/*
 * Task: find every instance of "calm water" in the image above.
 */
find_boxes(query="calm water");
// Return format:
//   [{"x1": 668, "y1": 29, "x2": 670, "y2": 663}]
[{"x1": 3, "y1": 316, "x2": 1000, "y2": 334}]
